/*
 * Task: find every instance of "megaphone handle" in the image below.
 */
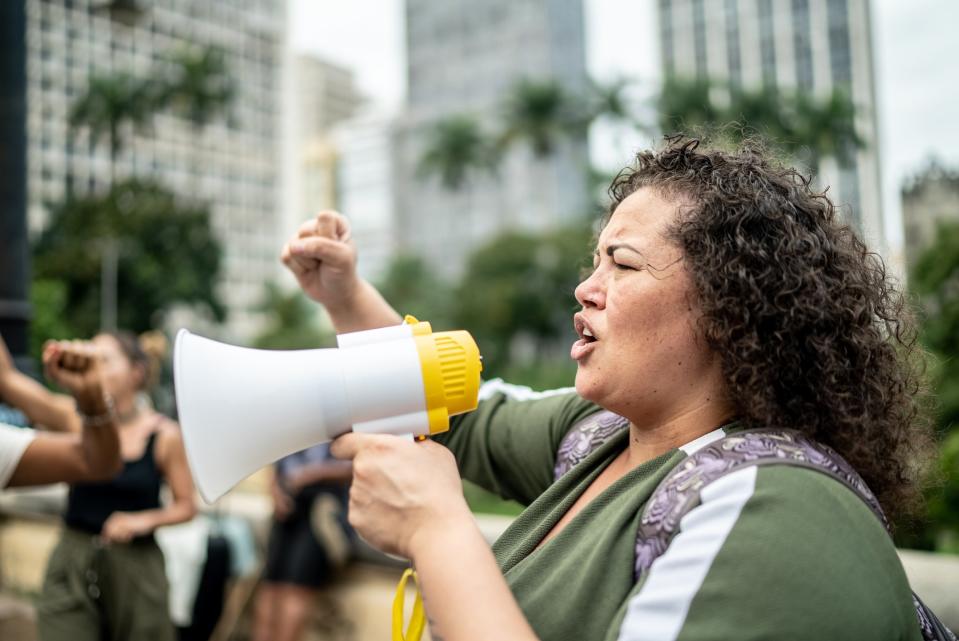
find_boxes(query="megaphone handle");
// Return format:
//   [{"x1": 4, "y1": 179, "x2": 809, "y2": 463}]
[{"x1": 392, "y1": 567, "x2": 426, "y2": 641}]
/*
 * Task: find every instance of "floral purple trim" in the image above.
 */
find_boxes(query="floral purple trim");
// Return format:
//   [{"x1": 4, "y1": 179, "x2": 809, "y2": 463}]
[
  {"x1": 553, "y1": 410, "x2": 629, "y2": 480},
  {"x1": 632, "y1": 428, "x2": 953, "y2": 641}
]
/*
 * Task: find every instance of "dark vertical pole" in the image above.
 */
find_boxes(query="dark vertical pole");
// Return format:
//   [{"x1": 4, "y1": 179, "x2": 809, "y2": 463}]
[{"x1": 0, "y1": 1, "x2": 31, "y2": 366}]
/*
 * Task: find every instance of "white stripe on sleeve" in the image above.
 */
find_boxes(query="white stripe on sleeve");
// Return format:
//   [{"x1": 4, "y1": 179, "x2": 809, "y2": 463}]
[
  {"x1": 616, "y1": 465, "x2": 758, "y2": 641},
  {"x1": 477, "y1": 378, "x2": 576, "y2": 402},
  {"x1": 0, "y1": 423, "x2": 37, "y2": 488}
]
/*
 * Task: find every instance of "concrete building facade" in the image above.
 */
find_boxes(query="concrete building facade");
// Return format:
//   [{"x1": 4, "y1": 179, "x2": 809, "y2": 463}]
[
  {"x1": 657, "y1": 0, "x2": 885, "y2": 251},
  {"x1": 901, "y1": 162, "x2": 959, "y2": 272},
  {"x1": 22, "y1": 0, "x2": 287, "y2": 340},
  {"x1": 393, "y1": 0, "x2": 592, "y2": 277}
]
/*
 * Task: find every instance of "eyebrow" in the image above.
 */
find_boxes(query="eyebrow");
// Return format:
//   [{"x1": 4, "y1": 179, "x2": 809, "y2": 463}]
[{"x1": 602, "y1": 243, "x2": 647, "y2": 259}]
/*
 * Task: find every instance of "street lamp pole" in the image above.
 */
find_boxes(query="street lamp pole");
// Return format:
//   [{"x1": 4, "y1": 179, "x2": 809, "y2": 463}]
[{"x1": 0, "y1": 1, "x2": 31, "y2": 367}]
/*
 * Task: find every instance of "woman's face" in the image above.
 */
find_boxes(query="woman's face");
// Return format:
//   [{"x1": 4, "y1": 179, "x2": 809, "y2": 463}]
[
  {"x1": 572, "y1": 187, "x2": 719, "y2": 423},
  {"x1": 92, "y1": 334, "x2": 142, "y2": 402}
]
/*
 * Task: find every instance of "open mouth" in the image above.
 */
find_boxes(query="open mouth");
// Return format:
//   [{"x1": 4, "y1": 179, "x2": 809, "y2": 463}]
[{"x1": 571, "y1": 315, "x2": 598, "y2": 360}]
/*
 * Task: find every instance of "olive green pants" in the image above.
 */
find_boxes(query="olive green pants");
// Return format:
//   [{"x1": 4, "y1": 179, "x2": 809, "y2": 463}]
[{"x1": 37, "y1": 528, "x2": 175, "y2": 641}]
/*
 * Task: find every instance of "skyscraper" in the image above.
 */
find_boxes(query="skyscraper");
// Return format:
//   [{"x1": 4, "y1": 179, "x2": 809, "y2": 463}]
[
  {"x1": 658, "y1": 0, "x2": 885, "y2": 251},
  {"x1": 18, "y1": 0, "x2": 287, "y2": 340},
  {"x1": 394, "y1": 0, "x2": 591, "y2": 277}
]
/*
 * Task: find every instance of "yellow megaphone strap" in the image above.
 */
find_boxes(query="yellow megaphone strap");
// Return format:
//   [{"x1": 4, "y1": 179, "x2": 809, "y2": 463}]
[{"x1": 393, "y1": 567, "x2": 426, "y2": 641}]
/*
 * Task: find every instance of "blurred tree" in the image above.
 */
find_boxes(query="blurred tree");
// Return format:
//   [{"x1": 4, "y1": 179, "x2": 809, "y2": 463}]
[
  {"x1": 657, "y1": 76, "x2": 724, "y2": 135},
  {"x1": 32, "y1": 179, "x2": 225, "y2": 337},
  {"x1": 252, "y1": 282, "x2": 333, "y2": 350},
  {"x1": 159, "y1": 46, "x2": 235, "y2": 128},
  {"x1": 375, "y1": 254, "x2": 455, "y2": 328},
  {"x1": 909, "y1": 220, "x2": 959, "y2": 552},
  {"x1": 454, "y1": 224, "x2": 592, "y2": 372},
  {"x1": 69, "y1": 72, "x2": 157, "y2": 182},
  {"x1": 500, "y1": 78, "x2": 587, "y2": 157},
  {"x1": 27, "y1": 279, "x2": 76, "y2": 360},
  {"x1": 417, "y1": 115, "x2": 499, "y2": 190},
  {"x1": 157, "y1": 46, "x2": 235, "y2": 196},
  {"x1": 656, "y1": 76, "x2": 863, "y2": 175}
]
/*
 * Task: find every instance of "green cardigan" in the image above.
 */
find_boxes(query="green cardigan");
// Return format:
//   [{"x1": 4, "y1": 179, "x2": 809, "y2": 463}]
[{"x1": 435, "y1": 390, "x2": 922, "y2": 641}]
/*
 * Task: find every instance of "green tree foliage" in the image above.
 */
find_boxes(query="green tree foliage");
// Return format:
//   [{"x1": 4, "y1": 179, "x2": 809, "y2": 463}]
[
  {"x1": 910, "y1": 221, "x2": 959, "y2": 551},
  {"x1": 454, "y1": 224, "x2": 593, "y2": 373},
  {"x1": 375, "y1": 254, "x2": 455, "y2": 328},
  {"x1": 32, "y1": 179, "x2": 225, "y2": 337},
  {"x1": 28, "y1": 279, "x2": 76, "y2": 359},
  {"x1": 158, "y1": 46, "x2": 235, "y2": 128},
  {"x1": 657, "y1": 76, "x2": 863, "y2": 173},
  {"x1": 252, "y1": 282, "x2": 333, "y2": 350},
  {"x1": 417, "y1": 116, "x2": 500, "y2": 190},
  {"x1": 69, "y1": 72, "x2": 157, "y2": 174},
  {"x1": 500, "y1": 79, "x2": 588, "y2": 157}
]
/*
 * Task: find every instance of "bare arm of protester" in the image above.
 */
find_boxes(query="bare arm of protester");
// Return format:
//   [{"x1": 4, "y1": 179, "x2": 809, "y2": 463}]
[
  {"x1": 331, "y1": 433, "x2": 540, "y2": 641},
  {"x1": 281, "y1": 210, "x2": 403, "y2": 334},
  {"x1": 270, "y1": 472, "x2": 295, "y2": 521},
  {"x1": 0, "y1": 335, "x2": 83, "y2": 433},
  {"x1": 284, "y1": 459, "x2": 353, "y2": 492},
  {"x1": 100, "y1": 421, "x2": 197, "y2": 543},
  {"x1": 6, "y1": 342, "x2": 122, "y2": 486}
]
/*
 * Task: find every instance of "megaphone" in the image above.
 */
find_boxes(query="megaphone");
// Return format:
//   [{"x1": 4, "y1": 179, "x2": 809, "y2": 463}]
[{"x1": 174, "y1": 317, "x2": 482, "y2": 502}]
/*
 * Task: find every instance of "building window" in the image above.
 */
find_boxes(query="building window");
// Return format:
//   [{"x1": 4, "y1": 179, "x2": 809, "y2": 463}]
[
  {"x1": 827, "y1": 0, "x2": 852, "y2": 86},
  {"x1": 692, "y1": 0, "x2": 707, "y2": 79},
  {"x1": 725, "y1": 0, "x2": 742, "y2": 87},
  {"x1": 758, "y1": 0, "x2": 776, "y2": 87},
  {"x1": 792, "y1": 0, "x2": 813, "y2": 90},
  {"x1": 839, "y1": 158, "x2": 862, "y2": 232}
]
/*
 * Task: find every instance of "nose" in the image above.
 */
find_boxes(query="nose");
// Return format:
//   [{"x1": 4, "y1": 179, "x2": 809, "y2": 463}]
[{"x1": 574, "y1": 269, "x2": 605, "y2": 309}]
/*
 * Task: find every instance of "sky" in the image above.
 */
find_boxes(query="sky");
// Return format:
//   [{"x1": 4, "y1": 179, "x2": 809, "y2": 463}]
[{"x1": 289, "y1": 0, "x2": 959, "y2": 253}]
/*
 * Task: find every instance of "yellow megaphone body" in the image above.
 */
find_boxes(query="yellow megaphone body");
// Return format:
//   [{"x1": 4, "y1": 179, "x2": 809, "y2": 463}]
[{"x1": 173, "y1": 317, "x2": 482, "y2": 503}]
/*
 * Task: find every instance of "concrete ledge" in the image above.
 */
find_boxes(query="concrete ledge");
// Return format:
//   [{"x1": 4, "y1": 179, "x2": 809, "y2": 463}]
[{"x1": 898, "y1": 549, "x2": 959, "y2": 631}]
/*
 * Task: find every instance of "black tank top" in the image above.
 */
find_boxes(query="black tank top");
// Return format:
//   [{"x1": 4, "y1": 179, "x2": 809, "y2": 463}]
[{"x1": 65, "y1": 423, "x2": 163, "y2": 535}]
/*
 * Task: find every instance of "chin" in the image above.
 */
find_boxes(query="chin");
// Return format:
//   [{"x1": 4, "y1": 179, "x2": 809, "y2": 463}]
[{"x1": 574, "y1": 370, "x2": 604, "y2": 405}]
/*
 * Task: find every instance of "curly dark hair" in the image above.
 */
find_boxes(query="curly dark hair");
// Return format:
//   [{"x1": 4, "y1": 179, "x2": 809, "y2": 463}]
[{"x1": 607, "y1": 135, "x2": 933, "y2": 524}]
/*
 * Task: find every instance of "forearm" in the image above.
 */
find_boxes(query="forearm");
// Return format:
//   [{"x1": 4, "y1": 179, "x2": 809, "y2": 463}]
[
  {"x1": 409, "y1": 518, "x2": 539, "y2": 641},
  {"x1": 325, "y1": 279, "x2": 402, "y2": 334},
  {"x1": 288, "y1": 460, "x2": 352, "y2": 488},
  {"x1": 0, "y1": 372, "x2": 79, "y2": 432},
  {"x1": 137, "y1": 498, "x2": 197, "y2": 532}
]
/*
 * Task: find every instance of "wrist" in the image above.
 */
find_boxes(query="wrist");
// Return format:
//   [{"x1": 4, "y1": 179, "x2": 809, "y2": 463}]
[
  {"x1": 322, "y1": 277, "x2": 364, "y2": 318},
  {"x1": 407, "y1": 504, "x2": 477, "y2": 562},
  {"x1": 77, "y1": 391, "x2": 116, "y2": 427}
]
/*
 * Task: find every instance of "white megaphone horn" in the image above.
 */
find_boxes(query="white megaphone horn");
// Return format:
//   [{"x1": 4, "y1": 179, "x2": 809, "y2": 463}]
[{"x1": 173, "y1": 317, "x2": 482, "y2": 502}]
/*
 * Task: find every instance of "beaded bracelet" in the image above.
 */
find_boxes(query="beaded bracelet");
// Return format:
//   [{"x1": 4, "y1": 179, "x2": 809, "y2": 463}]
[{"x1": 77, "y1": 393, "x2": 117, "y2": 428}]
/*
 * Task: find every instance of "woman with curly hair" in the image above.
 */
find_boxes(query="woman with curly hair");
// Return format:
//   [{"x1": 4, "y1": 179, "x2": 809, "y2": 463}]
[{"x1": 280, "y1": 137, "x2": 934, "y2": 641}]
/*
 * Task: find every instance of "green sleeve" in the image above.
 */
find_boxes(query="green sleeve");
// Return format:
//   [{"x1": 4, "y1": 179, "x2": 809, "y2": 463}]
[
  {"x1": 610, "y1": 466, "x2": 922, "y2": 641},
  {"x1": 432, "y1": 390, "x2": 598, "y2": 505}
]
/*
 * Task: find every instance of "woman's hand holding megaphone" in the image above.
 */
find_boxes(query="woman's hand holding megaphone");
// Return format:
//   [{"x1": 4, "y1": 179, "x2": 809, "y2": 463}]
[
  {"x1": 281, "y1": 211, "x2": 402, "y2": 333},
  {"x1": 330, "y1": 432, "x2": 474, "y2": 559}
]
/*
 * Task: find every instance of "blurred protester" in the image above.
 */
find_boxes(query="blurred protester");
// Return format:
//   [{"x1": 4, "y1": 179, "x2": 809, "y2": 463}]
[
  {"x1": 0, "y1": 331, "x2": 195, "y2": 641},
  {"x1": 0, "y1": 337, "x2": 121, "y2": 488},
  {"x1": 252, "y1": 443, "x2": 353, "y2": 641}
]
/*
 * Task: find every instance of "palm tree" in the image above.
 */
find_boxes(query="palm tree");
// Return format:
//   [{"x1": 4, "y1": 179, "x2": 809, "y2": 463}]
[
  {"x1": 656, "y1": 76, "x2": 724, "y2": 135},
  {"x1": 655, "y1": 76, "x2": 863, "y2": 176},
  {"x1": 790, "y1": 88, "x2": 863, "y2": 171},
  {"x1": 158, "y1": 46, "x2": 235, "y2": 198},
  {"x1": 160, "y1": 46, "x2": 235, "y2": 128},
  {"x1": 500, "y1": 79, "x2": 585, "y2": 157},
  {"x1": 417, "y1": 115, "x2": 499, "y2": 190},
  {"x1": 69, "y1": 72, "x2": 155, "y2": 183}
]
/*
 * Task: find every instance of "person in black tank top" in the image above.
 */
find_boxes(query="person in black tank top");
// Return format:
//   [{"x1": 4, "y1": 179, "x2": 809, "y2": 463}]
[
  {"x1": 65, "y1": 424, "x2": 164, "y2": 536},
  {"x1": 5, "y1": 331, "x2": 199, "y2": 641}
]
